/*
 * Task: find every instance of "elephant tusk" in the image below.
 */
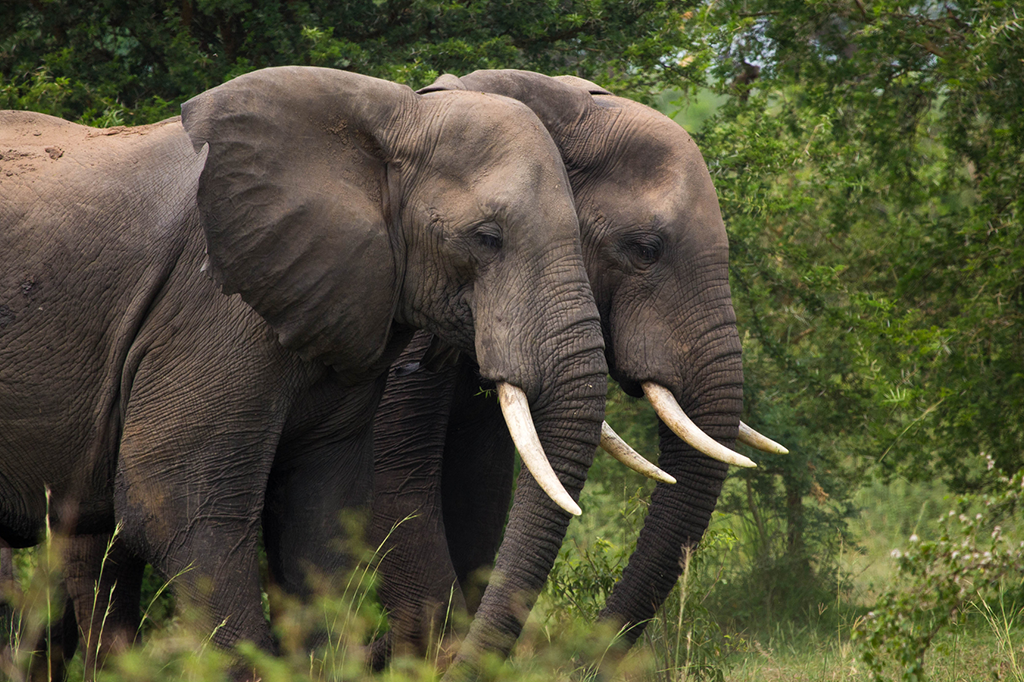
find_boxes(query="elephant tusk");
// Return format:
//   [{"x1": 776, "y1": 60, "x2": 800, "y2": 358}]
[
  {"x1": 600, "y1": 422, "x2": 676, "y2": 484},
  {"x1": 738, "y1": 421, "x2": 790, "y2": 454},
  {"x1": 497, "y1": 383, "x2": 583, "y2": 517},
  {"x1": 641, "y1": 382, "x2": 756, "y2": 469}
]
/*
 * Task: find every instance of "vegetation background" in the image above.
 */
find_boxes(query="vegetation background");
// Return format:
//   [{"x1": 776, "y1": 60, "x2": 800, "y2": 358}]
[{"x1": 2, "y1": 1, "x2": 1022, "y2": 680}]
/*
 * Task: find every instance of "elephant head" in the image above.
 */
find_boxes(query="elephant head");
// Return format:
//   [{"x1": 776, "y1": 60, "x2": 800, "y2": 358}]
[
  {"x1": 375, "y1": 70, "x2": 787, "y2": 676},
  {"x1": 182, "y1": 66, "x2": 608, "y2": 516}
]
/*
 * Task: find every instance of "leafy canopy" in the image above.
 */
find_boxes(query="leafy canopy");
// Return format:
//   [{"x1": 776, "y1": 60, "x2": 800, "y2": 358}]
[{"x1": 0, "y1": 0, "x2": 699, "y2": 124}]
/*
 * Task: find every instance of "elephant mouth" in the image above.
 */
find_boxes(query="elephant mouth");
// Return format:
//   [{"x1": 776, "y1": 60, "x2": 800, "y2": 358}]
[
  {"x1": 609, "y1": 371, "x2": 643, "y2": 398},
  {"x1": 602, "y1": 379, "x2": 789, "y2": 471},
  {"x1": 640, "y1": 382, "x2": 755, "y2": 468},
  {"x1": 498, "y1": 376, "x2": 677, "y2": 507}
]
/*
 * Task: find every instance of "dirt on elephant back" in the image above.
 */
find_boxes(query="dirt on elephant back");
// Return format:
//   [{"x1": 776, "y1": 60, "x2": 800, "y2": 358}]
[
  {"x1": 0, "y1": 112, "x2": 77, "y2": 180},
  {"x1": 0, "y1": 148, "x2": 43, "y2": 179},
  {"x1": 0, "y1": 112, "x2": 183, "y2": 184},
  {"x1": 84, "y1": 122, "x2": 171, "y2": 138}
]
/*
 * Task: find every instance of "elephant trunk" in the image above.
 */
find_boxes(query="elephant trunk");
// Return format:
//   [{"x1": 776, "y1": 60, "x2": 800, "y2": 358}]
[
  {"x1": 599, "y1": 321, "x2": 743, "y2": 651},
  {"x1": 446, "y1": 338, "x2": 607, "y2": 678}
]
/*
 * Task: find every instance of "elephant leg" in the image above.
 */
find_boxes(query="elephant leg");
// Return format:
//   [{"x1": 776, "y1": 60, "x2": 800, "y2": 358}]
[
  {"x1": 262, "y1": 375, "x2": 387, "y2": 648},
  {"x1": 62, "y1": 533, "x2": 144, "y2": 680},
  {"x1": 116, "y1": 437, "x2": 275, "y2": 650},
  {"x1": 25, "y1": 595, "x2": 76, "y2": 682},
  {"x1": 369, "y1": 335, "x2": 464, "y2": 667},
  {"x1": 1, "y1": 542, "x2": 76, "y2": 682},
  {"x1": 441, "y1": 360, "x2": 515, "y2": 615},
  {"x1": 369, "y1": 346, "x2": 516, "y2": 670},
  {"x1": 113, "y1": 363, "x2": 287, "y2": 653}
]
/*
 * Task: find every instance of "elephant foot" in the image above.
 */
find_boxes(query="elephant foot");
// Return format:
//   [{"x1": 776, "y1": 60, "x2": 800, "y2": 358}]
[{"x1": 367, "y1": 633, "x2": 392, "y2": 671}]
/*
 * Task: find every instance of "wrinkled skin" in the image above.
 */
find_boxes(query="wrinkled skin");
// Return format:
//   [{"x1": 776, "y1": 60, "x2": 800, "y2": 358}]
[
  {"x1": 368, "y1": 70, "x2": 744, "y2": 677},
  {"x1": 0, "y1": 66, "x2": 606, "y2": 673}
]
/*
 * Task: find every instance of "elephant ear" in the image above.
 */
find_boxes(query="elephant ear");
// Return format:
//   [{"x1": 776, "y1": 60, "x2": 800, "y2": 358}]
[{"x1": 182, "y1": 67, "x2": 413, "y2": 372}]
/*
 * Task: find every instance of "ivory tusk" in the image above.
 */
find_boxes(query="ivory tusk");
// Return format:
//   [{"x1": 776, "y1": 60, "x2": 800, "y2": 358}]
[
  {"x1": 641, "y1": 382, "x2": 756, "y2": 469},
  {"x1": 738, "y1": 421, "x2": 789, "y2": 454},
  {"x1": 497, "y1": 383, "x2": 583, "y2": 516},
  {"x1": 600, "y1": 422, "x2": 676, "y2": 484}
]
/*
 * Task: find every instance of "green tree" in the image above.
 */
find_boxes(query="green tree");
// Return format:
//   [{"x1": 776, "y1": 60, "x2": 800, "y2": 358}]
[
  {"x1": 1, "y1": 0, "x2": 700, "y2": 125},
  {"x1": 664, "y1": 0, "x2": 1022, "y2": 625}
]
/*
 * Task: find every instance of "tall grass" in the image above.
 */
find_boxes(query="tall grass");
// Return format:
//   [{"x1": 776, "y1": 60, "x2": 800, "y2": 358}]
[
  {"x1": 2, "y1": 469, "x2": 1021, "y2": 681},
  {"x1": 970, "y1": 585, "x2": 1024, "y2": 681},
  {"x1": 1, "y1": 492, "x2": 69, "y2": 682}
]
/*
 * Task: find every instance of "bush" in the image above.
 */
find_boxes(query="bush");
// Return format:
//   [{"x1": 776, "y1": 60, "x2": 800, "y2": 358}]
[{"x1": 855, "y1": 467, "x2": 1024, "y2": 681}]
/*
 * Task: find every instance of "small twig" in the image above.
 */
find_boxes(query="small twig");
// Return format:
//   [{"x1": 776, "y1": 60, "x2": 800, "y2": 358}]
[
  {"x1": 879, "y1": 397, "x2": 945, "y2": 461},
  {"x1": 853, "y1": 0, "x2": 870, "y2": 23},
  {"x1": 914, "y1": 40, "x2": 946, "y2": 59},
  {"x1": 790, "y1": 327, "x2": 815, "y2": 344}
]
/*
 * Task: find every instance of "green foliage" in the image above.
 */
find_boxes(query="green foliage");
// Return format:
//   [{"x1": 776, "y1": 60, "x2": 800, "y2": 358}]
[
  {"x1": 708, "y1": 477, "x2": 856, "y2": 630},
  {"x1": 1, "y1": 533, "x2": 400, "y2": 682},
  {"x1": 1, "y1": 545, "x2": 66, "y2": 682},
  {"x1": 542, "y1": 521, "x2": 734, "y2": 682},
  {"x1": 678, "y1": 0, "x2": 1023, "y2": 488},
  {"x1": 0, "y1": 0, "x2": 702, "y2": 125}
]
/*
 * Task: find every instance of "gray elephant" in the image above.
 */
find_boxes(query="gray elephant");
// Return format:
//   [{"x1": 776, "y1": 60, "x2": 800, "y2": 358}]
[
  {"x1": 0, "y1": 65, "x2": 608, "y2": 674},
  {"x1": 366, "y1": 70, "x2": 786, "y2": 677}
]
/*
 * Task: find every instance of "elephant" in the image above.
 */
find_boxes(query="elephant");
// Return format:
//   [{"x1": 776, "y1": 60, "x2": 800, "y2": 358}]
[
  {"x1": 0, "y1": 65, "x2": 609, "y2": 675},
  {"x1": 365, "y1": 70, "x2": 787, "y2": 678}
]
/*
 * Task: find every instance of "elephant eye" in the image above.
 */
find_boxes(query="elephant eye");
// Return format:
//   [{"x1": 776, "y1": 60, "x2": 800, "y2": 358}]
[
  {"x1": 475, "y1": 224, "x2": 503, "y2": 251},
  {"x1": 624, "y1": 233, "x2": 664, "y2": 269}
]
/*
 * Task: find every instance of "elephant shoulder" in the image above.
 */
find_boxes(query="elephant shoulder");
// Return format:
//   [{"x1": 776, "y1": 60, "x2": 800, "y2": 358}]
[{"x1": 0, "y1": 114, "x2": 204, "y2": 309}]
